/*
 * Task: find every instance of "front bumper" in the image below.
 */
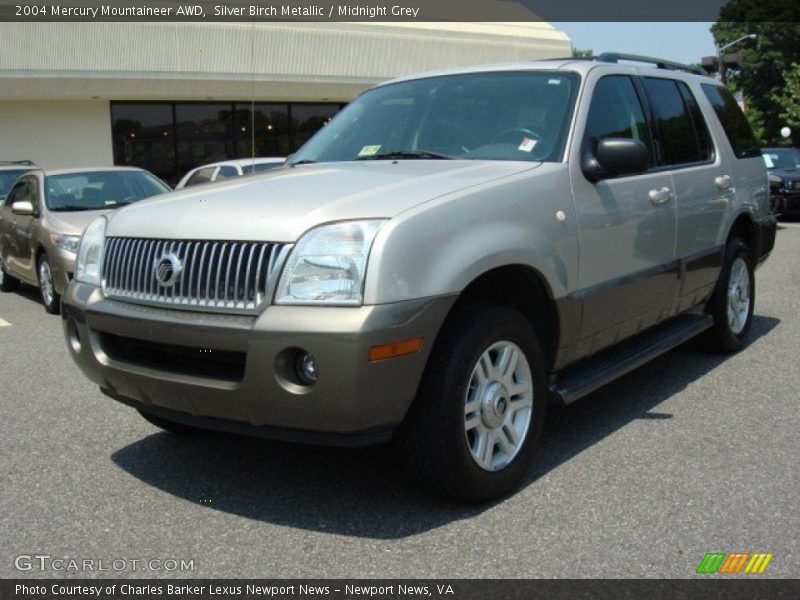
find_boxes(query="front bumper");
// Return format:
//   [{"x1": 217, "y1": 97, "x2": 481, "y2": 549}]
[
  {"x1": 50, "y1": 247, "x2": 76, "y2": 295},
  {"x1": 774, "y1": 189, "x2": 800, "y2": 215},
  {"x1": 62, "y1": 282, "x2": 455, "y2": 445}
]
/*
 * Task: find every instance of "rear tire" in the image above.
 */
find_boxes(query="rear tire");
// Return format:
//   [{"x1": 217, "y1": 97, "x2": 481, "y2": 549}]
[
  {"x1": 698, "y1": 238, "x2": 755, "y2": 353},
  {"x1": 138, "y1": 410, "x2": 208, "y2": 435},
  {"x1": 0, "y1": 256, "x2": 20, "y2": 292},
  {"x1": 395, "y1": 302, "x2": 547, "y2": 503},
  {"x1": 37, "y1": 254, "x2": 60, "y2": 315}
]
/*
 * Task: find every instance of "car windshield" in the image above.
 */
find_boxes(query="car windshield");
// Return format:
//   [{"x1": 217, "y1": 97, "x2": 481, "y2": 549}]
[
  {"x1": 762, "y1": 148, "x2": 800, "y2": 171},
  {"x1": 45, "y1": 171, "x2": 171, "y2": 212},
  {"x1": 289, "y1": 71, "x2": 580, "y2": 165},
  {"x1": 241, "y1": 162, "x2": 284, "y2": 174},
  {"x1": 0, "y1": 169, "x2": 31, "y2": 200}
]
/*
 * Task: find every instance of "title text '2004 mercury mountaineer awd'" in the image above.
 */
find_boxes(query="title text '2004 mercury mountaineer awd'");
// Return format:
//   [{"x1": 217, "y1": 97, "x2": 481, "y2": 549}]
[{"x1": 62, "y1": 54, "x2": 776, "y2": 502}]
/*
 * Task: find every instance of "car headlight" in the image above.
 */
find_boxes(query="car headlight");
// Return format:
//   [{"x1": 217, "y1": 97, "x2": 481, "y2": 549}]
[
  {"x1": 75, "y1": 217, "x2": 107, "y2": 286},
  {"x1": 275, "y1": 219, "x2": 386, "y2": 306},
  {"x1": 49, "y1": 233, "x2": 81, "y2": 254}
]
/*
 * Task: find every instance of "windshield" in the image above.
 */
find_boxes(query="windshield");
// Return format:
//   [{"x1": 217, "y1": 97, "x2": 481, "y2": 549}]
[
  {"x1": 241, "y1": 162, "x2": 284, "y2": 174},
  {"x1": 762, "y1": 148, "x2": 800, "y2": 171},
  {"x1": 0, "y1": 169, "x2": 31, "y2": 200},
  {"x1": 290, "y1": 71, "x2": 579, "y2": 165},
  {"x1": 45, "y1": 171, "x2": 171, "y2": 212}
]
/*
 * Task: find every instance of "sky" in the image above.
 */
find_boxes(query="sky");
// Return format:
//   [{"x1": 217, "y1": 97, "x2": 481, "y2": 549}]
[{"x1": 552, "y1": 22, "x2": 717, "y2": 66}]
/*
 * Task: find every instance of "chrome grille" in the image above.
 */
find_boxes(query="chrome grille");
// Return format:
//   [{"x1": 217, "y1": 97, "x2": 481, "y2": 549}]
[{"x1": 102, "y1": 238, "x2": 290, "y2": 314}]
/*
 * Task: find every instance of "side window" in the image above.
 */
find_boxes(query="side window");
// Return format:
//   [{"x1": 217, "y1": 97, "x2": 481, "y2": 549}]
[
  {"x1": 700, "y1": 84, "x2": 761, "y2": 159},
  {"x1": 184, "y1": 167, "x2": 216, "y2": 187},
  {"x1": 584, "y1": 75, "x2": 653, "y2": 163},
  {"x1": 6, "y1": 178, "x2": 37, "y2": 209},
  {"x1": 642, "y1": 77, "x2": 703, "y2": 166},
  {"x1": 215, "y1": 165, "x2": 238, "y2": 180},
  {"x1": 5, "y1": 181, "x2": 27, "y2": 206},
  {"x1": 677, "y1": 82, "x2": 714, "y2": 163}
]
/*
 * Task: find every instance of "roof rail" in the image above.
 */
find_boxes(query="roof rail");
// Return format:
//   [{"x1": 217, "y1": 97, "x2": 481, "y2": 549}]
[
  {"x1": 595, "y1": 53, "x2": 706, "y2": 75},
  {"x1": 542, "y1": 53, "x2": 707, "y2": 76},
  {"x1": 0, "y1": 160, "x2": 36, "y2": 166}
]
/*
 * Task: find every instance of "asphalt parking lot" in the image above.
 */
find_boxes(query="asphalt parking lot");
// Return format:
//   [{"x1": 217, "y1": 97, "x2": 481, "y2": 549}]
[{"x1": 1, "y1": 225, "x2": 798, "y2": 580}]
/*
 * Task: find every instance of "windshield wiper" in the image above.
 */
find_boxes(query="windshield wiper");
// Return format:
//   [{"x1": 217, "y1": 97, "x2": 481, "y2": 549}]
[
  {"x1": 289, "y1": 159, "x2": 317, "y2": 166},
  {"x1": 51, "y1": 206, "x2": 92, "y2": 212},
  {"x1": 355, "y1": 150, "x2": 453, "y2": 161}
]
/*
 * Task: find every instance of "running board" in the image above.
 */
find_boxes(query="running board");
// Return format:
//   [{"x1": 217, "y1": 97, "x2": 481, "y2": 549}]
[{"x1": 549, "y1": 313, "x2": 713, "y2": 405}]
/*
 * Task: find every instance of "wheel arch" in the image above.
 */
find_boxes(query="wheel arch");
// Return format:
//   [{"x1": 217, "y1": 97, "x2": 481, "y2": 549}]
[
  {"x1": 727, "y1": 211, "x2": 758, "y2": 254},
  {"x1": 433, "y1": 264, "x2": 561, "y2": 372}
]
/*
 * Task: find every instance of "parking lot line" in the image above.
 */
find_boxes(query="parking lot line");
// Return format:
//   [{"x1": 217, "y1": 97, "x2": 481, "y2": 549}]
[{"x1": 0, "y1": 318, "x2": 10, "y2": 327}]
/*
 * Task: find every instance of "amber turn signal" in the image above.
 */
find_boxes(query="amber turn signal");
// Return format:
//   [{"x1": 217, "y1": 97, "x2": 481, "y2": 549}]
[{"x1": 368, "y1": 338, "x2": 424, "y2": 362}]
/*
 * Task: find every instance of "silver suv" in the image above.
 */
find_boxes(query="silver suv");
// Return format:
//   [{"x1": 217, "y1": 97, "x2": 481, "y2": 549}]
[{"x1": 62, "y1": 54, "x2": 776, "y2": 502}]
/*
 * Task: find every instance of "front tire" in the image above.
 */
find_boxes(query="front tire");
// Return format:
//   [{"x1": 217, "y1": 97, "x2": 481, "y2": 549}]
[
  {"x1": 38, "y1": 254, "x2": 60, "y2": 315},
  {"x1": 0, "y1": 256, "x2": 20, "y2": 292},
  {"x1": 395, "y1": 303, "x2": 547, "y2": 503},
  {"x1": 698, "y1": 238, "x2": 755, "y2": 353}
]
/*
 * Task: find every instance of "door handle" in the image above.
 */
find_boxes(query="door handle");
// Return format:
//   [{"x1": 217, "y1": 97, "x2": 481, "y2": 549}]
[
  {"x1": 648, "y1": 187, "x2": 673, "y2": 205},
  {"x1": 715, "y1": 174, "x2": 732, "y2": 190}
]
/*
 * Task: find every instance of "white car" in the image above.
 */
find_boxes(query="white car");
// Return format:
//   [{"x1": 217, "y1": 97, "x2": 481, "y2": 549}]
[{"x1": 175, "y1": 158, "x2": 285, "y2": 189}]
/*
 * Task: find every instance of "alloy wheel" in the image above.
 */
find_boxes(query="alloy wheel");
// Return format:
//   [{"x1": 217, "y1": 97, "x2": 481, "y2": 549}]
[
  {"x1": 39, "y1": 259, "x2": 54, "y2": 307},
  {"x1": 727, "y1": 256, "x2": 751, "y2": 335},
  {"x1": 464, "y1": 341, "x2": 534, "y2": 472}
]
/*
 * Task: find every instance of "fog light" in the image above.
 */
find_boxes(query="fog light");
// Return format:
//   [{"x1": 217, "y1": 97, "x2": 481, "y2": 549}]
[{"x1": 295, "y1": 352, "x2": 318, "y2": 385}]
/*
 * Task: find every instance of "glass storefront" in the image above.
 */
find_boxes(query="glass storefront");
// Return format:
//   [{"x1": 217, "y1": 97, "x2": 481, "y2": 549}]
[{"x1": 111, "y1": 101, "x2": 343, "y2": 185}]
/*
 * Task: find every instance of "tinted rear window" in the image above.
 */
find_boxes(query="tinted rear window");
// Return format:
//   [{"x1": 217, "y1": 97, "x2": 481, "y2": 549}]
[
  {"x1": 642, "y1": 77, "x2": 701, "y2": 166},
  {"x1": 701, "y1": 84, "x2": 760, "y2": 159}
]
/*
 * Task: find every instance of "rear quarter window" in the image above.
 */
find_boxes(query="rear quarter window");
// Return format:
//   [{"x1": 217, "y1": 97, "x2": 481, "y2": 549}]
[{"x1": 701, "y1": 84, "x2": 761, "y2": 159}]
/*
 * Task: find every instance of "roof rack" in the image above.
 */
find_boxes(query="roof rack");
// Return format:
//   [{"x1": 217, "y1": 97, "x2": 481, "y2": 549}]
[
  {"x1": 0, "y1": 160, "x2": 36, "y2": 166},
  {"x1": 543, "y1": 53, "x2": 706, "y2": 76}
]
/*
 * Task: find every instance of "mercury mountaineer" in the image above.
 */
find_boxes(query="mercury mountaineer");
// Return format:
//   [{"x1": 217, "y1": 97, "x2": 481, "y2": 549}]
[{"x1": 61, "y1": 54, "x2": 776, "y2": 502}]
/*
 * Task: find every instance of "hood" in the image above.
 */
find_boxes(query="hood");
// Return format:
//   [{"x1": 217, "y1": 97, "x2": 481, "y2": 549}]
[
  {"x1": 106, "y1": 161, "x2": 540, "y2": 242},
  {"x1": 768, "y1": 168, "x2": 799, "y2": 181},
  {"x1": 44, "y1": 208, "x2": 111, "y2": 236}
]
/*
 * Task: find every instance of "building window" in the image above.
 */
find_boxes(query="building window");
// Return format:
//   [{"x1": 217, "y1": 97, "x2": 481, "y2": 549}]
[
  {"x1": 111, "y1": 101, "x2": 343, "y2": 185},
  {"x1": 111, "y1": 103, "x2": 175, "y2": 184},
  {"x1": 291, "y1": 103, "x2": 340, "y2": 148},
  {"x1": 234, "y1": 103, "x2": 290, "y2": 158}
]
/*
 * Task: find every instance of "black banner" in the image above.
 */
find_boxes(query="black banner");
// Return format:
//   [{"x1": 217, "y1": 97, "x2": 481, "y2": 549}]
[{"x1": 4, "y1": 580, "x2": 800, "y2": 600}]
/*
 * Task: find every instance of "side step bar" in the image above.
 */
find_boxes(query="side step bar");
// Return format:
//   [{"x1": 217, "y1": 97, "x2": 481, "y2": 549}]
[{"x1": 549, "y1": 313, "x2": 713, "y2": 405}]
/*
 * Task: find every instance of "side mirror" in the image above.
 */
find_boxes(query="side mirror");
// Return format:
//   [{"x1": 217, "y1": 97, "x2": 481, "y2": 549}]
[
  {"x1": 11, "y1": 201, "x2": 34, "y2": 216},
  {"x1": 582, "y1": 138, "x2": 650, "y2": 182}
]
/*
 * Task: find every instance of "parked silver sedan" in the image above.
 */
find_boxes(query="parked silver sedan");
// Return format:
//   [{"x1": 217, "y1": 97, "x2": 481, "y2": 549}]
[{"x1": 0, "y1": 167, "x2": 170, "y2": 313}]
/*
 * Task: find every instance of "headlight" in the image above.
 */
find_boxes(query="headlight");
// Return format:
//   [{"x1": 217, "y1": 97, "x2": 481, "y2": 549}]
[
  {"x1": 49, "y1": 233, "x2": 81, "y2": 254},
  {"x1": 75, "y1": 217, "x2": 107, "y2": 286},
  {"x1": 275, "y1": 220, "x2": 386, "y2": 306}
]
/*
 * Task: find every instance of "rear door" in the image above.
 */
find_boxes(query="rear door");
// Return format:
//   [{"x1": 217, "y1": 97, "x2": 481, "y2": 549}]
[
  {"x1": 639, "y1": 76, "x2": 730, "y2": 310},
  {"x1": 570, "y1": 72, "x2": 677, "y2": 356}
]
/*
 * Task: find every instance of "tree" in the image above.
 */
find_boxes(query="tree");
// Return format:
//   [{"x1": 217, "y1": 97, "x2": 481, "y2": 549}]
[
  {"x1": 711, "y1": 0, "x2": 800, "y2": 145},
  {"x1": 773, "y1": 63, "x2": 800, "y2": 142},
  {"x1": 571, "y1": 47, "x2": 593, "y2": 58}
]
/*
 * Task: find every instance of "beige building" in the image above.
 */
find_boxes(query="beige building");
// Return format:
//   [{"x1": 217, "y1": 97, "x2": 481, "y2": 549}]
[{"x1": 0, "y1": 22, "x2": 571, "y2": 183}]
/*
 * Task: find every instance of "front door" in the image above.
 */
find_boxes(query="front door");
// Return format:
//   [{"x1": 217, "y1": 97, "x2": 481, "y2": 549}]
[
  {"x1": 5, "y1": 175, "x2": 40, "y2": 283},
  {"x1": 569, "y1": 73, "x2": 678, "y2": 356}
]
